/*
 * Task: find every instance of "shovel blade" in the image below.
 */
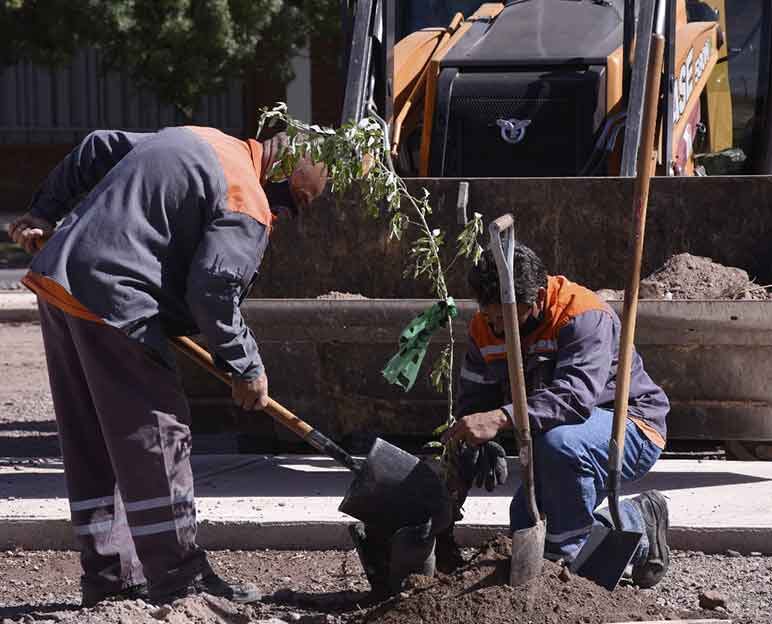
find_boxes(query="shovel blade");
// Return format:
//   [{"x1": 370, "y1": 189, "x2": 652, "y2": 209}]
[
  {"x1": 509, "y1": 518, "x2": 546, "y2": 586},
  {"x1": 338, "y1": 438, "x2": 451, "y2": 531},
  {"x1": 571, "y1": 524, "x2": 642, "y2": 590}
]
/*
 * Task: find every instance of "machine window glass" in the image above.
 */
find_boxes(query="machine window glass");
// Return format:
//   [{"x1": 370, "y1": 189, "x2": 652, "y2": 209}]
[
  {"x1": 398, "y1": 0, "x2": 484, "y2": 39},
  {"x1": 722, "y1": 0, "x2": 766, "y2": 167}
]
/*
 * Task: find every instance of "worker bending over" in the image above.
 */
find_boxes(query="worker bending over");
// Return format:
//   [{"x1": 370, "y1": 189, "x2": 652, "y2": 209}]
[
  {"x1": 9, "y1": 127, "x2": 326, "y2": 605},
  {"x1": 445, "y1": 243, "x2": 671, "y2": 588}
]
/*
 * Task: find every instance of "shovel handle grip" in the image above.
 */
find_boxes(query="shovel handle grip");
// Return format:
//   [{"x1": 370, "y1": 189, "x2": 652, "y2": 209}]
[{"x1": 489, "y1": 213, "x2": 514, "y2": 233}]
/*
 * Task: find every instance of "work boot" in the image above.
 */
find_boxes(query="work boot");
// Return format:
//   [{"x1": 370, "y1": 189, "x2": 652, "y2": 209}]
[
  {"x1": 81, "y1": 582, "x2": 149, "y2": 608},
  {"x1": 630, "y1": 490, "x2": 670, "y2": 588},
  {"x1": 150, "y1": 571, "x2": 261, "y2": 605}
]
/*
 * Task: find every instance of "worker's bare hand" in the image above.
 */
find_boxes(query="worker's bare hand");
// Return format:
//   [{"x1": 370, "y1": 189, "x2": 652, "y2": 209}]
[
  {"x1": 8, "y1": 213, "x2": 54, "y2": 255},
  {"x1": 232, "y1": 372, "x2": 269, "y2": 411},
  {"x1": 442, "y1": 409, "x2": 510, "y2": 446}
]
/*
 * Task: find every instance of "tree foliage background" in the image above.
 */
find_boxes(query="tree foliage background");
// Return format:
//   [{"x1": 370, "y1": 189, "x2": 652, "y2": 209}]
[{"x1": 0, "y1": 0, "x2": 340, "y2": 117}]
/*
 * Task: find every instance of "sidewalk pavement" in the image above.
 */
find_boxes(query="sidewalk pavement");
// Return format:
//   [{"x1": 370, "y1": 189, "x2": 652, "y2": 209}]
[{"x1": 1, "y1": 455, "x2": 771, "y2": 553}]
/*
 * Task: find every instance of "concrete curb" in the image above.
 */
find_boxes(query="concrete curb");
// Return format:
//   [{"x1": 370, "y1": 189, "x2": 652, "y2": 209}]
[
  {"x1": 0, "y1": 292, "x2": 38, "y2": 323},
  {"x1": 2, "y1": 518, "x2": 772, "y2": 555}
]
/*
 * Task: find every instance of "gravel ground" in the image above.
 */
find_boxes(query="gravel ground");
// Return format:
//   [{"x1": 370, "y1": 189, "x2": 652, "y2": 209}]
[
  {"x1": 0, "y1": 548, "x2": 769, "y2": 623},
  {"x1": 0, "y1": 323, "x2": 59, "y2": 457}
]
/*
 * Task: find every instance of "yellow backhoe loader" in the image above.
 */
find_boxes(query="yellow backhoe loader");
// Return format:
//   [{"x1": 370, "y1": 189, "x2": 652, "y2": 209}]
[{"x1": 342, "y1": 0, "x2": 740, "y2": 178}]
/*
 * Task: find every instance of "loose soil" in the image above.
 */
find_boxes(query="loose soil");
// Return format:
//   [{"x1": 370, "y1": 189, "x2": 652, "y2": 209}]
[
  {"x1": 2, "y1": 542, "x2": 770, "y2": 623},
  {"x1": 364, "y1": 537, "x2": 720, "y2": 624}
]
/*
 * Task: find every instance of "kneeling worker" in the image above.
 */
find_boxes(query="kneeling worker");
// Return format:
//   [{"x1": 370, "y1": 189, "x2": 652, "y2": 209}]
[
  {"x1": 9, "y1": 127, "x2": 326, "y2": 605},
  {"x1": 444, "y1": 243, "x2": 671, "y2": 588}
]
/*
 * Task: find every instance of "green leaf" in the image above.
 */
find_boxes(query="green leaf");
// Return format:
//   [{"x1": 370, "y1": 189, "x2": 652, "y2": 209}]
[
  {"x1": 432, "y1": 422, "x2": 449, "y2": 436},
  {"x1": 430, "y1": 346, "x2": 452, "y2": 393}
]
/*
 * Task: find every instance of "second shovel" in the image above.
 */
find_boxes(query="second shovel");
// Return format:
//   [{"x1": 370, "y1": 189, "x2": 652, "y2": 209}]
[{"x1": 488, "y1": 214, "x2": 546, "y2": 586}]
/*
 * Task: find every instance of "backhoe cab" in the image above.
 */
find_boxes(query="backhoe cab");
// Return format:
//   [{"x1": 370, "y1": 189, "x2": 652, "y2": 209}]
[{"x1": 341, "y1": 0, "x2": 753, "y2": 178}]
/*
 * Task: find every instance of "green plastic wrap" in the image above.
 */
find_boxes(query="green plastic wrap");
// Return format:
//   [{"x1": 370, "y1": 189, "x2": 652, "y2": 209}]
[{"x1": 382, "y1": 298, "x2": 459, "y2": 391}]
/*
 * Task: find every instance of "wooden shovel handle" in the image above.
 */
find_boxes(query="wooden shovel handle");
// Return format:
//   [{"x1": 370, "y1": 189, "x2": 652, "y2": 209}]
[
  {"x1": 612, "y1": 33, "x2": 665, "y2": 454},
  {"x1": 488, "y1": 214, "x2": 539, "y2": 526},
  {"x1": 171, "y1": 336, "x2": 313, "y2": 439}
]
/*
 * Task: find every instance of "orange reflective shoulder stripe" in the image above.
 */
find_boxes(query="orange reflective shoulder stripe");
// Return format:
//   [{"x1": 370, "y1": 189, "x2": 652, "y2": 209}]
[
  {"x1": 550, "y1": 275, "x2": 610, "y2": 330},
  {"x1": 521, "y1": 276, "x2": 610, "y2": 350},
  {"x1": 22, "y1": 272, "x2": 103, "y2": 323},
  {"x1": 185, "y1": 127, "x2": 272, "y2": 230}
]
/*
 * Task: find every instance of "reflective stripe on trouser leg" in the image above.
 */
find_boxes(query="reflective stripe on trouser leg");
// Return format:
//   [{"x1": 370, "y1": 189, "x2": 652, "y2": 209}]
[
  {"x1": 58, "y1": 312, "x2": 209, "y2": 592},
  {"x1": 37, "y1": 300, "x2": 145, "y2": 592}
]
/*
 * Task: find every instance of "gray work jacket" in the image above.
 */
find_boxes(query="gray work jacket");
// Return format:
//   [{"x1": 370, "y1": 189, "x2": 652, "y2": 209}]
[{"x1": 27, "y1": 127, "x2": 271, "y2": 380}]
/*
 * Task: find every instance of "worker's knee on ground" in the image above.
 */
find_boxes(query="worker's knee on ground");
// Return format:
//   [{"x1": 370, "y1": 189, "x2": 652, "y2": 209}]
[{"x1": 534, "y1": 426, "x2": 585, "y2": 472}]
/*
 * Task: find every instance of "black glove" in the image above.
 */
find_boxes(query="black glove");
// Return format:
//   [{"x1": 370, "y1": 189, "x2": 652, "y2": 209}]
[{"x1": 459, "y1": 441, "x2": 508, "y2": 492}]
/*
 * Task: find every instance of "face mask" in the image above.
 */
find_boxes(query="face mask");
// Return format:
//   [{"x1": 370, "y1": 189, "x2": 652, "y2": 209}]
[
  {"x1": 264, "y1": 179, "x2": 298, "y2": 217},
  {"x1": 520, "y1": 309, "x2": 543, "y2": 338}
]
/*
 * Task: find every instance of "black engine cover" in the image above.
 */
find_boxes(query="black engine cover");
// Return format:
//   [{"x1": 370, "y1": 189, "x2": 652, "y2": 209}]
[
  {"x1": 428, "y1": 0, "x2": 622, "y2": 177},
  {"x1": 431, "y1": 68, "x2": 607, "y2": 177}
]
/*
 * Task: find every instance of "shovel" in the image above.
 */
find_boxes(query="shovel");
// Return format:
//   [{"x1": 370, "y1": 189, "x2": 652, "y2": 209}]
[
  {"x1": 488, "y1": 214, "x2": 546, "y2": 586},
  {"x1": 571, "y1": 31, "x2": 666, "y2": 591},
  {"x1": 27, "y1": 236, "x2": 451, "y2": 532},
  {"x1": 172, "y1": 336, "x2": 451, "y2": 533}
]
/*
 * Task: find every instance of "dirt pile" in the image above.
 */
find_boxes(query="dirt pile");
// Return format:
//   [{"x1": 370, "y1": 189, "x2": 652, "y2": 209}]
[
  {"x1": 0, "y1": 592, "x2": 344, "y2": 624},
  {"x1": 598, "y1": 253, "x2": 770, "y2": 300},
  {"x1": 646, "y1": 253, "x2": 768, "y2": 300},
  {"x1": 0, "y1": 593, "x2": 259, "y2": 624},
  {"x1": 363, "y1": 537, "x2": 716, "y2": 624}
]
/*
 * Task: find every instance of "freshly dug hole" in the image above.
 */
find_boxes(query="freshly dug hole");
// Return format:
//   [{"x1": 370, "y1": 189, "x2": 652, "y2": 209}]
[{"x1": 363, "y1": 536, "x2": 717, "y2": 624}]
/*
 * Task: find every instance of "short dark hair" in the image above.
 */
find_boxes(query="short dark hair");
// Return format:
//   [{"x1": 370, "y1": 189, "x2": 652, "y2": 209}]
[{"x1": 468, "y1": 242, "x2": 548, "y2": 306}]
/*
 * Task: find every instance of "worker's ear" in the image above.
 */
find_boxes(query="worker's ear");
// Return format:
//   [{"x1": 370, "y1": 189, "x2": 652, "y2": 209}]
[
  {"x1": 288, "y1": 158, "x2": 328, "y2": 210},
  {"x1": 534, "y1": 287, "x2": 547, "y2": 314}
]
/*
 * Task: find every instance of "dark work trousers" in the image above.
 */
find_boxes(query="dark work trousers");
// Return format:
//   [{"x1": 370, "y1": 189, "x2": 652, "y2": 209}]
[{"x1": 38, "y1": 299, "x2": 210, "y2": 596}]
